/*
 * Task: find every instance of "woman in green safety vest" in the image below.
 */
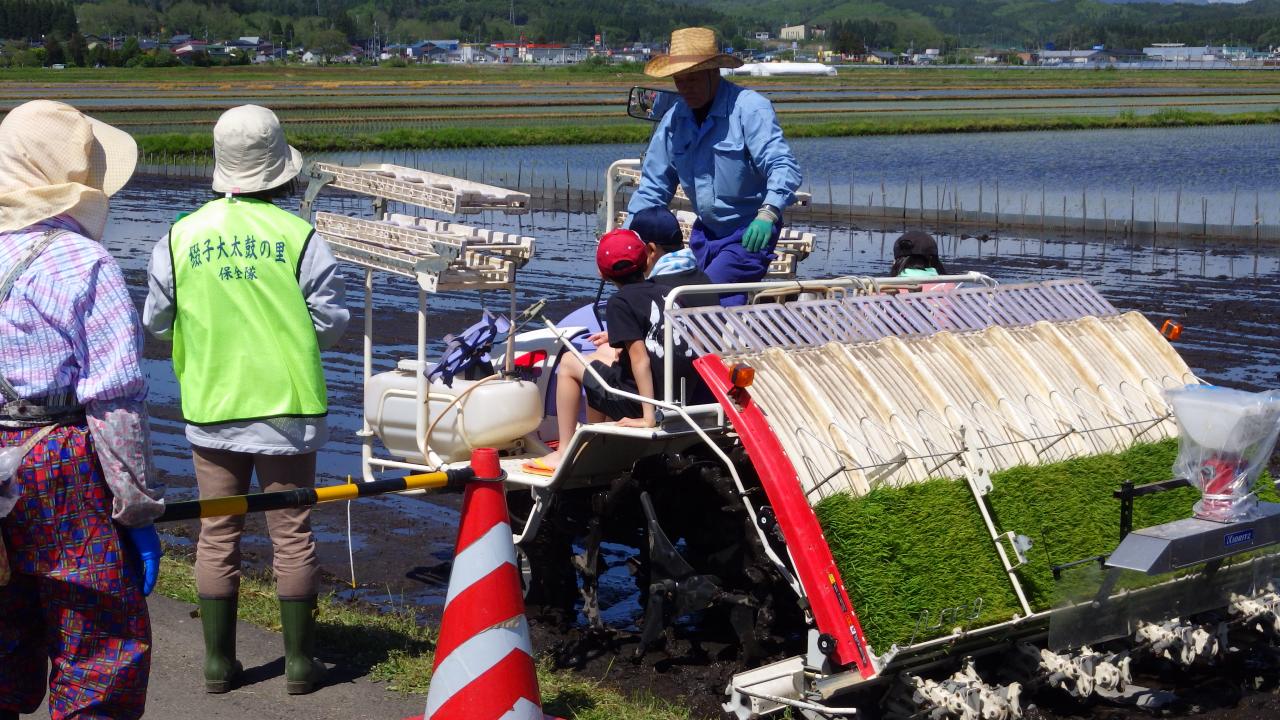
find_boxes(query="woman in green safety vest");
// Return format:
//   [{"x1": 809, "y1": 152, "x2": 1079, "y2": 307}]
[{"x1": 142, "y1": 105, "x2": 349, "y2": 696}]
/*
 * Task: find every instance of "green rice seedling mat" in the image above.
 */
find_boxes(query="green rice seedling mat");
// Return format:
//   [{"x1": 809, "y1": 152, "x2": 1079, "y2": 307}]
[{"x1": 814, "y1": 440, "x2": 1279, "y2": 651}]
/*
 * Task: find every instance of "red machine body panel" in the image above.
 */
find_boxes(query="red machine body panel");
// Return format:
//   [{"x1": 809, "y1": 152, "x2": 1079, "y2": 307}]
[{"x1": 695, "y1": 354, "x2": 876, "y2": 677}]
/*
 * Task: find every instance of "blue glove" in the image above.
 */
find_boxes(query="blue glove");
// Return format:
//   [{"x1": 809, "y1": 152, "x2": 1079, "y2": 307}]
[
  {"x1": 122, "y1": 525, "x2": 163, "y2": 596},
  {"x1": 742, "y1": 218, "x2": 774, "y2": 253}
]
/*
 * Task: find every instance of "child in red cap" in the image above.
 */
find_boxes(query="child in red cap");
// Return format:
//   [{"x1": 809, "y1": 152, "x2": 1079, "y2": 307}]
[{"x1": 527, "y1": 228, "x2": 708, "y2": 474}]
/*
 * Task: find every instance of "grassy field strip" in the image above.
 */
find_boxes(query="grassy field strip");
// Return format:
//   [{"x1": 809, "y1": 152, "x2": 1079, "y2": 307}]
[
  {"x1": 15, "y1": 89, "x2": 1280, "y2": 117},
  {"x1": 98, "y1": 99, "x2": 1280, "y2": 138},
  {"x1": 123, "y1": 107, "x2": 1280, "y2": 154},
  {"x1": 155, "y1": 556, "x2": 701, "y2": 720}
]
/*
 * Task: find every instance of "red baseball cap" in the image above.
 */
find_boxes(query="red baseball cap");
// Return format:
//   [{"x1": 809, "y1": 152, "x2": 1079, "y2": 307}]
[{"x1": 596, "y1": 229, "x2": 647, "y2": 280}]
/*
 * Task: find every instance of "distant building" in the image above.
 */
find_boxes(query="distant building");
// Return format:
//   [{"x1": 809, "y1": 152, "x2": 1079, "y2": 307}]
[
  {"x1": 486, "y1": 41, "x2": 589, "y2": 64},
  {"x1": 779, "y1": 24, "x2": 807, "y2": 41},
  {"x1": 1040, "y1": 47, "x2": 1148, "y2": 65},
  {"x1": 754, "y1": 31, "x2": 771, "y2": 41},
  {"x1": 521, "y1": 43, "x2": 589, "y2": 63},
  {"x1": 171, "y1": 39, "x2": 208, "y2": 57},
  {"x1": 459, "y1": 44, "x2": 499, "y2": 63},
  {"x1": 1038, "y1": 49, "x2": 1104, "y2": 65},
  {"x1": 1144, "y1": 44, "x2": 1251, "y2": 62},
  {"x1": 865, "y1": 50, "x2": 896, "y2": 64}
]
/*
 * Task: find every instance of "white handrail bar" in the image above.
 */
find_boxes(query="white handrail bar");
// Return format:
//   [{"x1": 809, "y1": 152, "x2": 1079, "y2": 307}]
[{"x1": 661, "y1": 272, "x2": 998, "y2": 403}]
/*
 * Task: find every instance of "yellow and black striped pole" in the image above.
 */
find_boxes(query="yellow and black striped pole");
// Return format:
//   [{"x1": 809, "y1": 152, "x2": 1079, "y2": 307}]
[{"x1": 156, "y1": 468, "x2": 476, "y2": 523}]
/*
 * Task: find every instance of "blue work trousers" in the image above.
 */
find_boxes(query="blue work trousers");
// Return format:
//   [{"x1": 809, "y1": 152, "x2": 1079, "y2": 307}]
[{"x1": 688, "y1": 219, "x2": 782, "y2": 307}]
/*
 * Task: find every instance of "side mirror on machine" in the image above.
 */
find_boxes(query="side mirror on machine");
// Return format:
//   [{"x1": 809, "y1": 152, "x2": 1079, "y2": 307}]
[{"x1": 627, "y1": 86, "x2": 678, "y2": 122}]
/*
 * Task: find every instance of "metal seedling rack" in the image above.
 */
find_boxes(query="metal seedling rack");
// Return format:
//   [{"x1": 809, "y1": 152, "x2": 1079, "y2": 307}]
[
  {"x1": 306, "y1": 162, "x2": 530, "y2": 215},
  {"x1": 300, "y1": 161, "x2": 536, "y2": 480}
]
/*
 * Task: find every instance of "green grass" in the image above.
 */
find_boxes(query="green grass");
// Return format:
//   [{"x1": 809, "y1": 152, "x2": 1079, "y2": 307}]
[
  {"x1": 154, "y1": 556, "x2": 700, "y2": 720},
  {"x1": 124, "y1": 106, "x2": 1280, "y2": 156},
  {"x1": 783, "y1": 107, "x2": 1280, "y2": 139},
  {"x1": 815, "y1": 440, "x2": 1280, "y2": 652}
]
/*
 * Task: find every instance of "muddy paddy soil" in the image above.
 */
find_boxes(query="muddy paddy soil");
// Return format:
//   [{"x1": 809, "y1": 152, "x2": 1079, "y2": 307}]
[{"x1": 109, "y1": 178, "x2": 1280, "y2": 717}]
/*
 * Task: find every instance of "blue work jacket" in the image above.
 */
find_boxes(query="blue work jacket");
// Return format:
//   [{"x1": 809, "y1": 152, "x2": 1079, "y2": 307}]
[{"x1": 627, "y1": 80, "x2": 803, "y2": 240}]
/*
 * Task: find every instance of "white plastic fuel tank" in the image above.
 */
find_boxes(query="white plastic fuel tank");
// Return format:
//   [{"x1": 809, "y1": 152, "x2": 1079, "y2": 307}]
[{"x1": 364, "y1": 363, "x2": 543, "y2": 464}]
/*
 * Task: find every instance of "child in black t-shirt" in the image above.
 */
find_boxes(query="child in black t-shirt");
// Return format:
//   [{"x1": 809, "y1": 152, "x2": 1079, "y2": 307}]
[{"x1": 526, "y1": 227, "x2": 706, "y2": 475}]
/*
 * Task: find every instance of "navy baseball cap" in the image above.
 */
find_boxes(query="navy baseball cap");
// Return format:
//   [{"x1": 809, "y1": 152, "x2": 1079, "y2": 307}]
[{"x1": 629, "y1": 207, "x2": 684, "y2": 249}]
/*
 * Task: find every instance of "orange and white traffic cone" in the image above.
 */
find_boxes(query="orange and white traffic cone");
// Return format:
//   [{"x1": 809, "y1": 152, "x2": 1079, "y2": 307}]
[{"x1": 420, "y1": 448, "x2": 546, "y2": 720}]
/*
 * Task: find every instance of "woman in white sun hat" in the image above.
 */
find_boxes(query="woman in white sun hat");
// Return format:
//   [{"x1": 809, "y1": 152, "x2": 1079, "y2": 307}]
[
  {"x1": 143, "y1": 104, "x2": 348, "y2": 696},
  {"x1": 0, "y1": 100, "x2": 165, "y2": 720}
]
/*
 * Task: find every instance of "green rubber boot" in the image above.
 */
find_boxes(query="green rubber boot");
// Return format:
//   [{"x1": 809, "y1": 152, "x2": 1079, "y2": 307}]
[
  {"x1": 280, "y1": 597, "x2": 326, "y2": 695},
  {"x1": 198, "y1": 596, "x2": 242, "y2": 693}
]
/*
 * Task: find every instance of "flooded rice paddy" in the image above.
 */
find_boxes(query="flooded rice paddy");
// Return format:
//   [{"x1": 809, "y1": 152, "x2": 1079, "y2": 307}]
[
  {"x1": 327, "y1": 124, "x2": 1280, "y2": 226},
  {"x1": 104, "y1": 132, "x2": 1280, "y2": 616},
  {"x1": 5, "y1": 76, "x2": 1279, "y2": 135}
]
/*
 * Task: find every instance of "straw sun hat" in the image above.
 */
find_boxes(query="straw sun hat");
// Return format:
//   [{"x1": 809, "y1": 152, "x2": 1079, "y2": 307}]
[
  {"x1": 212, "y1": 105, "x2": 303, "y2": 195},
  {"x1": 645, "y1": 27, "x2": 744, "y2": 78},
  {"x1": 0, "y1": 100, "x2": 137, "y2": 240}
]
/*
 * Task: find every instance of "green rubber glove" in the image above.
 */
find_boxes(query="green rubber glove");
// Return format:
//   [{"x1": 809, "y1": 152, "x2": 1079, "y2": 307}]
[{"x1": 742, "y1": 218, "x2": 774, "y2": 253}]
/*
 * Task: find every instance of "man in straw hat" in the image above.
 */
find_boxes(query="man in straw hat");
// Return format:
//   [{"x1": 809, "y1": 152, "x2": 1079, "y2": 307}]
[
  {"x1": 144, "y1": 104, "x2": 348, "y2": 695},
  {"x1": 0, "y1": 100, "x2": 165, "y2": 719},
  {"x1": 628, "y1": 26, "x2": 802, "y2": 306}
]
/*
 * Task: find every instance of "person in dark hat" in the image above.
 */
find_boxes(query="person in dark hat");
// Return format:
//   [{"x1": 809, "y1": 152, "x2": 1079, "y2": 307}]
[
  {"x1": 582, "y1": 207, "x2": 718, "y2": 366},
  {"x1": 626, "y1": 206, "x2": 715, "y2": 296},
  {"x1": 890, "y1": 230, "x2": 947, "y2": 279}
]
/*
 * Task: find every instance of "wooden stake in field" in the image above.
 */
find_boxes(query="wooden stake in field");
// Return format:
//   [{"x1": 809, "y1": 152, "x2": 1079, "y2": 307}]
[
  {"x1": 1130, "y1": 185, "x2": 1136, "y2": 239},
  {"x1": 994, "y1": 179, "x2": 1000, "y2": 227},
  {"x1": 1041, "y1": 183, "x2": 1046, "y2": 236},
  {"x1": 1175, "y1": 185, "x2": 1182, "y2": 241},
  {"x1": 1081, "y1": 187, "x2": 1087, "y2": 236},
  {"x1": 826, "y1": 174, "x2": 835, "y2": 258},
  {"x1": 918, "y1": 176, "x2": 925, "y2": 223}
]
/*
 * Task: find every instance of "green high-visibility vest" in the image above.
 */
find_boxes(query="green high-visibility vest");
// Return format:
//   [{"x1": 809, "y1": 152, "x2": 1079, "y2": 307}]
[{"x1": 169, "y1": 198, "x2": 327, "y2": 425}]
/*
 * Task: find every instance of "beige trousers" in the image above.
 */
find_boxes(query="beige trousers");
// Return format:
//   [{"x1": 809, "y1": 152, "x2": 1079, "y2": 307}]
[{"x1": 192, "y1": 447, "x2": 319, "y2": 599}]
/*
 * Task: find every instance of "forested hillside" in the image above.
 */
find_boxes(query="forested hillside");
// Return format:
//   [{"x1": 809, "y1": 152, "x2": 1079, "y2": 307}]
[{"x1": 1, "y1": 0, "x2": 1277, "y2": 53}]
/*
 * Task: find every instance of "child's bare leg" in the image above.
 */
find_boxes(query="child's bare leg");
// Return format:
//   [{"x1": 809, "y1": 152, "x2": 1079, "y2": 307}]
[{"x1": 540, "y1": 353, "x2": 588, "y2": 469}]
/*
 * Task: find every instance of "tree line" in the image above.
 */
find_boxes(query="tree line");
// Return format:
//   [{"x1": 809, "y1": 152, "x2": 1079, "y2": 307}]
[
  {"x1": 0, "y1": 0, "x2": 76, "y2": 39},
  {"x1": 5, "y1": 0, "x2": 1280, "y2": 59}
]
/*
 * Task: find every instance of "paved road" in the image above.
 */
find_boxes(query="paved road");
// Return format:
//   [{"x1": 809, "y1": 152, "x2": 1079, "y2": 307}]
[{"x1": 22, "y1": 594, "x2": 425, "y2": 720}]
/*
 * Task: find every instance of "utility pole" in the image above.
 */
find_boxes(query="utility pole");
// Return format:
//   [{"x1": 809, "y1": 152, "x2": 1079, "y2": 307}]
[{"x1": 510, "y1": 0, "x2": 515, "y2": 26}]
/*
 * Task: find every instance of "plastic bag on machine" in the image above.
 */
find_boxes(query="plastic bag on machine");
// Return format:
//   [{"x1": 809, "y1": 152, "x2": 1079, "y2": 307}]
[{"x1": 1166, "y1": 385, "x2": 1280, "y2": 523}]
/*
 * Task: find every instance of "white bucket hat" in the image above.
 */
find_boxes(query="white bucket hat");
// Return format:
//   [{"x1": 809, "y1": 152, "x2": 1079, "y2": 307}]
[
  {"x1": 0, "y1": 100, "x2": 137, "y2": 240},
  {"x1": 211, "y1": 105, "x2": 302, "y2": 195}
]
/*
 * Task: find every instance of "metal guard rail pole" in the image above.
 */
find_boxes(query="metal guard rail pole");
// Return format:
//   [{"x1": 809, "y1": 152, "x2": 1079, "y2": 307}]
[{"x1": 157, "y1": 467, "x2": 477, "y2": 522}]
